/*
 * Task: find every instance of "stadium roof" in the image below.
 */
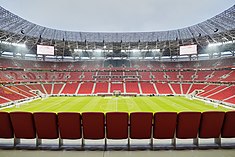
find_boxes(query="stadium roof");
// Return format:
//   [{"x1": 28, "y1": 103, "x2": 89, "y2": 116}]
[{"x1": 0, "y1": 5, "x2": 235, "y2": 57}]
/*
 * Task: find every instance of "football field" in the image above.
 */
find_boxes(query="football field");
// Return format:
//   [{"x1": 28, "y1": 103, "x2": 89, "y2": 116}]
[{"x1": 2, "y1": 96, "x2": 231, "y2": 113}]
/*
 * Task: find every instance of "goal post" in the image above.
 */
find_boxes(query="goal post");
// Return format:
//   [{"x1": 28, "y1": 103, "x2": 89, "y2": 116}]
[{"x1": 113, "y1": 90, "x2": 121, "y2": 96}]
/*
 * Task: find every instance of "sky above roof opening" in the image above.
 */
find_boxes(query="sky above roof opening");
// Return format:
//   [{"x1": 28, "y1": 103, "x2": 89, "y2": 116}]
[{"x1": 0, "y1": 0, "x2": 234, "y2": 32}]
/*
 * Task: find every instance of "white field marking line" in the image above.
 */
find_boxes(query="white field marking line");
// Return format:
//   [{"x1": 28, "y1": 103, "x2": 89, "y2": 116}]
[
  {"x1": 0, "y1": 97, "x2": 41, "y2": 110},
  {"x1": 115, "y1": 97, "x2": 118, "y2": 111},
  {"x1": 101, "y1": 97, "x2": 118, "y2": 112},
  {"x1": 194, "y1": 97, "x2": 235, "y2": 110}
]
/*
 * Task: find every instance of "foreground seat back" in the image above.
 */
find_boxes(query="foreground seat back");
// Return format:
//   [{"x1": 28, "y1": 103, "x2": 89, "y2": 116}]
[
  {"x1": 221, "y1": 111, "x2": 235, "y2": 138},
  {"x1": 199, "y1": 111, "x2": 225, "y2": 138},
  {"x1": 130, "y1": 112, "x2": 153, "y2": 139},
  {"x1": 58, "y1": 112, "x2": 81, "y2": 139},
  {"x1": 10, "y1": 112, "x2": 36, "y2": 139},
  {"x1": 176, "y1": 112, "x2": 201, "y2": 139},
  {"x1": 82, "y1": 112, "x2": 105, "y2": 139},
  {"x1": 0, "y1": 112, "x2": 13, "y2": 138},
  {"x1": 153, "y1": 112, "x2": 177, "y2": 139},
  {"x1": 33, "y1": 112, "x2": 58, "y2": 139},
  {"x1": 106, "y1": 112, "x2": 128, "y2": 139}
]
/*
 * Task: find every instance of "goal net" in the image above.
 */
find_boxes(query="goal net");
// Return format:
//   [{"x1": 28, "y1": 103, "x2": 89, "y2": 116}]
[{"x1": 113, "y1": 90, "x2": 121, "y2": 96}]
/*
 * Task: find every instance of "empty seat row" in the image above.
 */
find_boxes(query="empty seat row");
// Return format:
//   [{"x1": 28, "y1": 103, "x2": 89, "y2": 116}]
[{"x1": 0, "y1": 111, "x2": 235, "y2": 149}]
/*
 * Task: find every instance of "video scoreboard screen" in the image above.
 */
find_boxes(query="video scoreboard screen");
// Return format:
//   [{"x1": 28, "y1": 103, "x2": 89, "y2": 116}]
[
  {"x1": 37, "y1": 45, "x2": 54, "y2": 55},
  {"x1": 180, "y1": 45, "x2": 197, "y2": 55}
]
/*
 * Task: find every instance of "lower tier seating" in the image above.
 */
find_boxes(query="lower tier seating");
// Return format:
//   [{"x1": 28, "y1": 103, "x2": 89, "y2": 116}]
[
  {"x1": 155, "y1": 83, "x2": 173, "y2": 94},
  {"x1": 140, "y1": 82, "x2": 156, "y2": 94},
  {"x1": 0, "y1": 82, "x2": 234, "y2": 106},
  {"x1": 0, "y1": 111, "x2": 234, "y2": 149}
]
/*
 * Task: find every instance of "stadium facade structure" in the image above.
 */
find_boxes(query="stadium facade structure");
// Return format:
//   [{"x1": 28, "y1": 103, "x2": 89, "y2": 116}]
[
  {"x1": 0, "y1": 5, "x2": 235, "y2": 59},
  {"x1": 0, "y1": 5, "x2": 234, "y2": 108}
]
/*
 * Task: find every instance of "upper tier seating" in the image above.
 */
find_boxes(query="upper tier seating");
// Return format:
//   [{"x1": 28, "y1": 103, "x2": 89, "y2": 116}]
[
  {"x1": 0, "y1": 57, "x2": 234, "y2": 105},
  {"x1": 0, "y1": 57, "x2": 234, "y2": 71},
  {"x1": 139, "y1": 72, "x2": 151, "y2": 81},
  {"x1": 82, "y1": 72, "x2": 94, "y2": 81},
  {"x1": 180, "y1": 71, "x2": 195, "y2": 81},
  {"x1": 165, "y1": 71, "x2": 179, "y2": 81}
]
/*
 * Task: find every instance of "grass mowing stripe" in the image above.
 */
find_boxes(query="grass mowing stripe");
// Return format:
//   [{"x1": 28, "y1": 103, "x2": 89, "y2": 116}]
[
  {"x1": 1, "y1": 96, "x2": 231, "y2": 113},
  {"x1": 125, "y1": 97, "x2": 141, "y2": 112},
  {"x1": 50, "y1": 97, "x2": 85, "y2": 112},
  {"x1": 79, "y1": 97, "x2": 102, "y2": 112},
  {"x1": 149, "y1": 97, "x2": 181, "y2": 112},
  {"x1": 165, "y1": 97, "x2": 197, "y2": 111},
  {"x1": 136, "y1": 97, "x2": 164, "y2": 112}
]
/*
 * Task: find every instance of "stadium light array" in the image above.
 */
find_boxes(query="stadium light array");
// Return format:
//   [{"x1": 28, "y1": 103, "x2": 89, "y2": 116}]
[
  {"x1": 74, "y1": 49, "x2": 105, "y2": 53},
  {"x1": 129, "y1": 49, "x2": 160, "y2": 53},
  {"x1": 208, "y1": 40, "x2": 233, "y2": 47},
  {"x1": 0, "y1": 40, "x2": 26, "y2": 48},
  {"x1": 74, "y1": 49, "x2": 83, "y2": 52},
  {"x1": 74, "y1": 48, "x2": 161, "y2": 54}
]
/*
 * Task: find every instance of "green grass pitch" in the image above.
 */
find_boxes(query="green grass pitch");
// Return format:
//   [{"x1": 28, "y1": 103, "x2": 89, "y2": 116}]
[{"x1": 2, "y1": 96, "x2": 231, "y2": 113}]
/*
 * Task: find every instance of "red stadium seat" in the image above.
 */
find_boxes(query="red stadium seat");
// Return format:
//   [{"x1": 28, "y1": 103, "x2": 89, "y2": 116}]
[
  {"x1": 0, "y1": 112, "x2": 14, "y2": 147},
  {"x1": 106, "y1": 112, "x2": 128, "y2": 139},
  {"x1": 130, "y1": 112, "x2": 153, "y2": 139},
  {"x1": 10, "y1": 112, "x2": 36, "y2": 139},
  {"x1": 82, "y1": 112, "x2": 105, "y2": 148},
  {"x1": 199, "y1": 111, "x2": 225, "y2": 147},
  {"x1": 176, "y1": 112, "x2": 201, "y2": 147},
  {"x1": 58, "y1": 112, "x2": 82, "y2": 148},
  {"x1": 221, "y1": 111, "x2": 235, "y2": 138},
  {"x1": 58, "y1": 112, "x2": 82, "y2": 139},
  {"x1": 153, "y1": 112, "x2": 177, "y2": 148},
  {"x1": 106, "y1": 112, "x2": 129, "y2": 149},
  {"x1": 221, "y1": 111, "x2": 235, "y2": 147},
  {"x1": 82, "y1": 112, "x2": 105, "y2": 139},
  {"x1": 0, "y1": 112, "x2": 13, "y2": 138},
  {"x1": 130, "y1": 112, "x2": 153, "y2": 149},
  {"x1": 10, "y1": 112, "x2": 36, "y2": 147},
  {"x1": 33, "y1": 112, "x2": 58, "y2": 147},
  {"x1": 153, "y1": 112, "x2": 177, "y2": 139}
]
